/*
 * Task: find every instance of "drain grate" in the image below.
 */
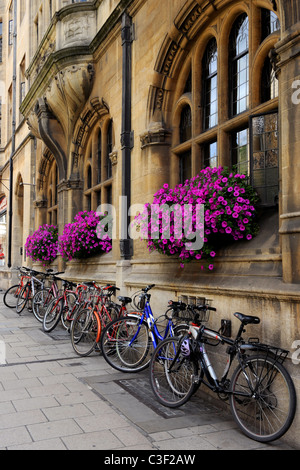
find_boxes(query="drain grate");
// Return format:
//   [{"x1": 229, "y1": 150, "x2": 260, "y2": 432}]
[
  {"x1": 39, "y1": 328, "x2": 70, "y2": 342},
  {"x1": 115, "y1": 377, "x2": 186, "y2": 419}
]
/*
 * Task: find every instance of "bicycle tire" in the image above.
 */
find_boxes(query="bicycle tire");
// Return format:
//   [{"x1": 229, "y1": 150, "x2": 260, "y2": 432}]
[
  {"x1": 3, "y1": 284, "x2": 21, "y2": 308},
  {"x1": 149, "y1": 336, "x2": 198, "y2": 408},
  {"x1": 100, "y1": 315, "x2": 151, "y2": 372},
  {"x1": 43, "y1": 298, "x2": 63, "y2": 332},
  {"x1": 172, "y1": 323, "x2": 189, "y2": 337},
  {"x1": 61, "y1": 292, "x2": 78, "y2": 330},
  {"x1": 32, "y1": 289, "x2": 54, "y2": 322},
  {"x1": 16, "y1": 285, "x2": 30, "y2": 314},
  {"x1": 70, "y1": 307, "x2": 101, "y2": 357},
  {"x1": 230, "y1": 354, "x2": 297, "y2": 442}
]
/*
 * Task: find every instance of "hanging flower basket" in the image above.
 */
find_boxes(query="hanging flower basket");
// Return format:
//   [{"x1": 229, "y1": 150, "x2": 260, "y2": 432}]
[
  {"x1": 58, "y1": 211, "x2": 112, "y2": 261},
  {"x1": 25, "y1": 224, "x2": 59, "y2": 265},
  {"x1": 134, "y1": 166, "x2": 259, "y2": 270}
]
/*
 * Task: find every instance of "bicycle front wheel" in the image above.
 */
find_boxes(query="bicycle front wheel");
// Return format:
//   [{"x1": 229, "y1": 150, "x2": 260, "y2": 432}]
[
  {"x1": 230, "y1": 355, "x2": 297, "y2": 442},
  {"x1": 100, "y1": 316, "x2": 151, "y2": 372},
  {"x1": 43, "y1": 298, "x2": 63, "y2": 332},
  {"x1": 150, "y1": 336, "x2": 198, "y2": 408},
  {"x1": 16, "y1": 285, "x2": 30, "y2": 314},
  {"x1": 32, "y1": 289, "x2": 54, "y2": 322},
  {"x1": 70, "y1": 308, "x2": 101, "y2": 357}
]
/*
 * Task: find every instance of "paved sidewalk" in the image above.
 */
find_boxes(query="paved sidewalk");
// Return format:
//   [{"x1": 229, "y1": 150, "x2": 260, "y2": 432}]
[{"x1": 0, "y1": 293, "x2": 296, "y2": 451}]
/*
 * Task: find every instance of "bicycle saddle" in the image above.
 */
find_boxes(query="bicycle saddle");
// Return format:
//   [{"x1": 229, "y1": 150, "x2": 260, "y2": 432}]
[
  {"x1": 117, "y1": 296, "x2": 132, "y2": 305},
  {"x1": 234, "y1": 312, "x2": 260, "y2": 325}
]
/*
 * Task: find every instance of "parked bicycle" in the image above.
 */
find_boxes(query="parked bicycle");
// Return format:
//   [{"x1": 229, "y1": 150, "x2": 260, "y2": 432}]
[
  {"x1": 100, "y1": 284, "x2": 191, "y2": 373},
  {"x1": 16, "y1": 268, "x2": 51, "y2": 314},
  {"x1": 149, "y1": 308, "x2": 297, "y2": 443},
  {"x1": 43, "y1": 279, "x2": 78, "y2": 332},
  {"x1": 3, "y1": 266, "x2": 31, "y2": 308},
  {"x1": 70, "y1": 284, "x2": 124, "y2": 357},
  {"x1": 32, "y1": 271, "x2": 65, "y2": 322}
]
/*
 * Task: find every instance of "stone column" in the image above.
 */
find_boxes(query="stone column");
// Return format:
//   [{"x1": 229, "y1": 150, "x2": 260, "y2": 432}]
[
  {"x1": 277, "y1": 26, "x2": 300, "y2": 282},
  {"x1": 140, "y1": 123, "x2": 172, "y2": 194}
]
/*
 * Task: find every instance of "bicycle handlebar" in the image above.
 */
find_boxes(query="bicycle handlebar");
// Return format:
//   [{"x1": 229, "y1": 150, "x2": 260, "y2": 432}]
[
  {"x1": 193, "y1": 304, "x2": 216, "y2": 312},
  {"x1": 142, "y1": 284, "x2": 155, "y2": 293}
]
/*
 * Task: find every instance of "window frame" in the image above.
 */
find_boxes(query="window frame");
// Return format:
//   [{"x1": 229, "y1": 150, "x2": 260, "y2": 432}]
[
  {"x1": 83, "y1": 118, "x2": 114, "y2": 212},
  {"x1": 229, "y1": 13, "x2": 249, "y2": 118},
  {"x1": 249, "y1": 109, "x2": 279, "y2": 207}
]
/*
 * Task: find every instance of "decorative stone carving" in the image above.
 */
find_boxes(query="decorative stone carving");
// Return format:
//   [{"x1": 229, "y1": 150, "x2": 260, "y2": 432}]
[
  {"x1": 109, "y1": 150, "x2": 118, "y2": 167},
  {"x1": 140, "y1": 120, "x2": 171, "y2": 149},
  {"x1": 61, "y1": 11, "x2": 96, "y2": 49}
]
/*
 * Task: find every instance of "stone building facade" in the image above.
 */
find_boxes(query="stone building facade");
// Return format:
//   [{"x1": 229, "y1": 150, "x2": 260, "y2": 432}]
[{"x1": 0, "y1": 0, "x2": 300, "y2": 446}]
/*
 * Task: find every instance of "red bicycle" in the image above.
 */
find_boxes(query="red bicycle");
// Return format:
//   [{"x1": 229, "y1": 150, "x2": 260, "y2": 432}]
[
  {"x1": 3, "y1": 267, "x2": 32, "y2": 309},
  {"x1": 42, "y1": 280, "x2": 78, "y2": 333},
  {"x1": 70, "y1": 284, "x2": 129, "y2": 357},
  {"x1": 31, "y1": 272, "x2": 64, "y2": 323}
]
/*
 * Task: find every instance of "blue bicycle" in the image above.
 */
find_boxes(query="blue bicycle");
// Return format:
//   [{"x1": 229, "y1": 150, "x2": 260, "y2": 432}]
[{"x1": 100, "y1": 284, "x2": 192, "y2": 373}]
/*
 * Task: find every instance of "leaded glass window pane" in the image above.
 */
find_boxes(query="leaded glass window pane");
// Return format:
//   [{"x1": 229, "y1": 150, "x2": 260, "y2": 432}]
[
  {"x1": 180, "y1": 105, "x2": 192, "y2": 143},
  {"x1": 203, "y1": 38, "x2": 218, "y2": 129},
  {"x1": 250, "y1": 112, "x2": 279, "y2": 205},
  {"x1": 231, "y1": 128, "x2": 249, "y2": 175},
  {"x1": 230, "y1": 14, "x2": 249, "y2": 116}
]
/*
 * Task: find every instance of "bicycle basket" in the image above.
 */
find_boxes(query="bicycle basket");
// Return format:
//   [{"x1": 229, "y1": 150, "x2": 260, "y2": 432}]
[{"x1": 176, "y1": 296, "x2": 212, "y2": 322}]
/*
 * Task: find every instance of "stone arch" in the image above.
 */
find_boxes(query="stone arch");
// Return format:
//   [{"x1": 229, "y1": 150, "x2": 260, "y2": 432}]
[
  {"x1": 252, "y1": 33, "x2": 280, "y2": 106},
  {"x1": 70, "y1": 97, "x2": 110, "y2": 180},
  {"x1": 146, "y1": 0, "x2": 252, "y2": 130},
  {"x1": 37, "y1": 147, "x2": 55, "y2": 193}
]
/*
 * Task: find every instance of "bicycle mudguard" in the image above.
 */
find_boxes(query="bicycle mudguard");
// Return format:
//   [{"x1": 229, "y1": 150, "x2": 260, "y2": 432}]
[
  {"x1": 124, "y1": 312, "x2": 143, "y2": 319},
  {"x1": 95, "y1": 313, "x2": 102, "y2": 343}
]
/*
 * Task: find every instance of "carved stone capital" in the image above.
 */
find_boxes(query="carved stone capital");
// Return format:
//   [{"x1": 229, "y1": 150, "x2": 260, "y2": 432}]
[
  {"x1": 33, "y1": 198, "x2": 48, "y2": 209},
  {"x1": 140, "y1": 122, "x2": 171, "y2": 149},
  {"x1": 57, "y1": 179, "x2": 83, "y2": 192},
  {"x1": 109, "y1": 150, "x2": 118, "y2": 167}
]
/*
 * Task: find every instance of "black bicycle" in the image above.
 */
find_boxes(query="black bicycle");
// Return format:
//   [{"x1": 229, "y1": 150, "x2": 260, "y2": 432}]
[{"x1": 150, "y1": 308, "x2": 297, "y2": 443}]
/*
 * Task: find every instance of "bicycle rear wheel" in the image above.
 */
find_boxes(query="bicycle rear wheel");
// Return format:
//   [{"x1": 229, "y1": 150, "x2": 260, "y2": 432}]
[
  {"x1": 32, "y1": 289, "x2": 54, "y2": 322},
  {"x1": 150, "y1": 336, "x2": 198, "y2": 408},
  {"x1": 230, "y1": 355, "x2": 296, "y2": 442},
  {"x1": 16, "y1": 285, "x2": 30, "y2": 314},
  {"x1": 100, "y1": 316, "x2": 151, "y2": 372},
  {"x1": 3, "y1": 284, "x2": 21, "y2": 308},
  {"x1": 61, "y1": 292, "x2": 78, "y2": 330},
  {"x1": 43, "y1": 298, "x2": 63, "y2": 332},
  {"x1": 70, "y1": 308, "x2": 101, "y2": 357},
  {"x1": 99, "y1": 304, "x2": 120, "y2": 330}
]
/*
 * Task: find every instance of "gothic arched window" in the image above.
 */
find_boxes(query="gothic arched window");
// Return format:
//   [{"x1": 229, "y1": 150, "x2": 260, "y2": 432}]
[
  {"x1": 180, "y1": 105, "x2": 192, "y2": 143},
  {"x1": 203, "y1": 37, "x2": 218, "y2": 129},
  {"x1": 229, "y1": 14, "x2": 249, "y2": 116}
]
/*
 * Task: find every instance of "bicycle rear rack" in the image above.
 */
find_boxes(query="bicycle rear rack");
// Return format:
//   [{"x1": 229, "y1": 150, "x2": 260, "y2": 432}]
[{"x1": 247, "y1": 338, "x2": 289, "y2": 365}]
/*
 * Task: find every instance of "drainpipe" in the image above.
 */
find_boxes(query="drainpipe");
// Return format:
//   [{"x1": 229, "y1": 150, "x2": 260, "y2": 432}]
[
  {"x1": 120, "y1": 12, "x2": 133, "y2": 260},
  {"x1": 7, "y1": 0, "x2": 17, "y2": 268}
]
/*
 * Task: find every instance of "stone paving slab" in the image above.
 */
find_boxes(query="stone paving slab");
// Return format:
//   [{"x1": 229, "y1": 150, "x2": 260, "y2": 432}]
[{"x1": 0, "y1": 293, "x2": 297, "y2": 451}]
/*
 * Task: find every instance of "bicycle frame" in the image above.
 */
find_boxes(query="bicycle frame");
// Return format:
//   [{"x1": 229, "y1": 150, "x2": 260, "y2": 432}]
[
  {"x1": 182, "y1": 320, "x2": 289, "y2": 399},
  {"x1": 128, "y1": 295, "x2": 176, "y2": 351},
  {"x1": 188, "y1": 324, "x2": 233, "y2": 390}
]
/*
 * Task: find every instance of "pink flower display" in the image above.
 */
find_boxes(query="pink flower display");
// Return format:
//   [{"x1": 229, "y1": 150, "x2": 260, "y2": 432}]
[
  {"x1": 58, "y1": 211, "x2": 112, "y2": 261},
  {"x1": 25, "y1": 224, "x2": 59, "y2": 265},
  {"x1": 134, "y1": 166, "x2": 259, "y2": 270}
]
